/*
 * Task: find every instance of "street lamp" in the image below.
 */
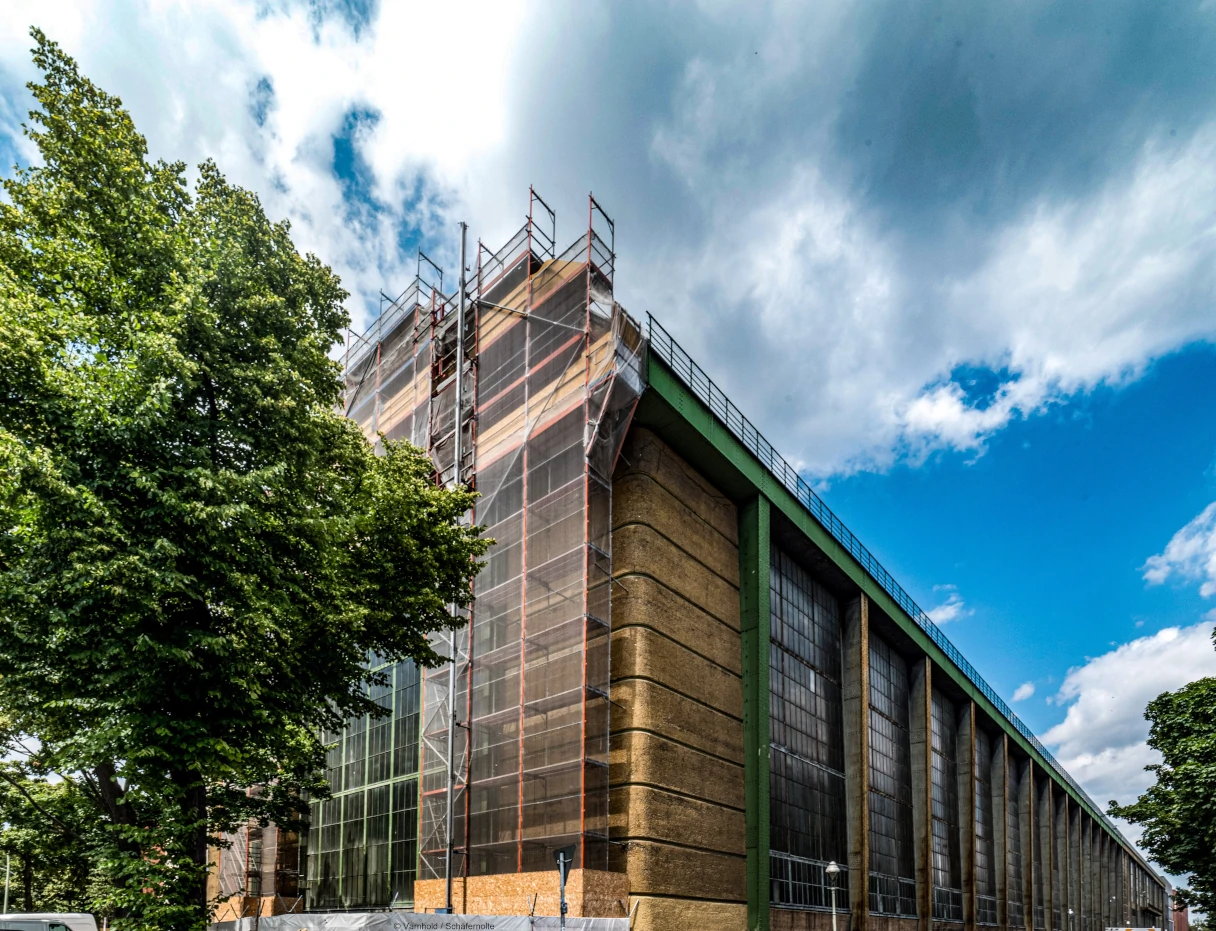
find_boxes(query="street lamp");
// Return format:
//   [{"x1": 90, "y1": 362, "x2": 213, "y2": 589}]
[
  {"x1": 826, "y1": 861, "x2": 841, "y2": 931},
  {"x1": 2, "y1": 820, "x2": 9, "y2": 916},
  {"x1": 1069, "y1": 906, "x2": 1075, "y2": 931}
]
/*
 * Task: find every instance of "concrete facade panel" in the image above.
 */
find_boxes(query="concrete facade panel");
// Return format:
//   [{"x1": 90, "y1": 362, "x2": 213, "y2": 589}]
[
  {"x1": 610, "y1": 729, "x2": 744, "y2": 810},
  {"x1": 633, "y1": 897, "x2": 748, "y2": 931},
  {"x1": 620, "y1": 426, "x2": 740, "y2": 545},
  {"x1": 611, "y1": 784, "x2": 746, "y2": 855},
  {"x1": 612, "y1": 522, "x2": 740, "y2": 628},
  {"x1": 610, "y1": 427, "x2": 747, "y2": 930},
  {"x1": 609, "y1": 677, "x2": 745, "y2": 763},
  {"x1": 617, "y1": 839, "x2": 747, "y2": 901},
  {"x1": 614, "y1": 470, "x2": 741, "y2": 586},
  {"x1": 612, "y1": 572, "x2": 743, "y2": 670},
  {"x1": 611, "y1": 624, "x2": 743, "y2": 718}
]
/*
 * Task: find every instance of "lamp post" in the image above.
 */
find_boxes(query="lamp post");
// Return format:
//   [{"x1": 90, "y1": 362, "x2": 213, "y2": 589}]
[
  {"x1": 826, "y1": 861, "x2": 841, "y2": 931},
  {"x1": 1069, "y1": 906, "x2": 1075, "y2": 931},
  {"x1": 554, "y1": 845, "x2": 575, "y2": 931}
]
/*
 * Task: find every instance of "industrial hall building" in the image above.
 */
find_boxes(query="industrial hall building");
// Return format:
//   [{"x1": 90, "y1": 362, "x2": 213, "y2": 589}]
[{"x1": 210, "y1": 190, "x2": 1172, "y2": 931}]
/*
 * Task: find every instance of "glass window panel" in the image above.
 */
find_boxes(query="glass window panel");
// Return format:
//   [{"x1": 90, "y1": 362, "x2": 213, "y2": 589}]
[
  {"x1": 768, "y1": 545, "x2": 848, "y2": 909},
  {"x1": 932, "y1": 689, "x2": 963, "y2": 921},
  {"x1": 868, "y1": 635, "x2": 916, "y2": 916}
]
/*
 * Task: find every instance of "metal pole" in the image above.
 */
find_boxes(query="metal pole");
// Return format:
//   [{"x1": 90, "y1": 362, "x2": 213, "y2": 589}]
[
  {"x1": 558, "y1": 851, "x2": 569, "y2": 931},
  {"x1": 444, "y1": 221, "x2": 468, "y2": 915},
  {"x1": 831, "y1": 881, "x2": 837, "y2": 931},
  {"x1": 3, "y1": 850, "x2": 8, "y2": 914}
]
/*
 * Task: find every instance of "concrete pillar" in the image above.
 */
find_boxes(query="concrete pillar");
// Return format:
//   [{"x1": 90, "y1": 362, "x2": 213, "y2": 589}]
[
  {"x1": 1055, "y1": 793, "x2": 1068, "y2": 931},
  {"x1": 993, "y1": 734, "x2": 1008, "y2": 931},
  {"x1": 1094, "y1": 826, "x2": 1104, "y2": 931},
  {"x1": 911, "y1": 658, "x2": 933, "y2": 931},
  {"x1": 1099, "y1": 833, "x2": 1108, "y2": 930},
  {"x1": 739, "y1": 495, "x2": 771, "y2": 931},
  {"x1": 959, "y1": 702, "x2": 978, "y2": 931},
  {"x1": 1019, "y1": 759, "x2": 1033, "y2": 930},
  {"x1": 843, "y1": 594, "x2": 871, "y2": 931},
  {"x1": 1070, "y1": 805, "x2": 1081, "y2": 931}
]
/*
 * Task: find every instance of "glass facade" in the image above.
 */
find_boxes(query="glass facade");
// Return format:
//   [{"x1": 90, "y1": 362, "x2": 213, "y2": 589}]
[
  {"x1": 1008, "y1": 760, "x2": 1026, "y2": 928},
  {"x1": 931, "y1": 689, "x2": 963, "y2": 922},
  {"x1": 307, "y1": 660, "x2": 421, "y2": 909},
  {"x1": 769, "y1": 546, "x2": 848, "y2": 909},
  {"x1": 868, "y1": 635, "x2": 916, "y2": 917},
  {"x1": 975, "y1": 728, "x2": 998, "y2": 925}
]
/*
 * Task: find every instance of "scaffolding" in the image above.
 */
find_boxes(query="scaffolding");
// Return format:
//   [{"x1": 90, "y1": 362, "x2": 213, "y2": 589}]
[
  {"x1": 215, "y1": 815, "x2": 304, "y2": 919},
  {"x1": 338, "y1": 191, "x2": 644, "y2": 888}
]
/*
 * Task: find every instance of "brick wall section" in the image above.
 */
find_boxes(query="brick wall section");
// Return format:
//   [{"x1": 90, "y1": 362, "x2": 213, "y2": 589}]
[{"x1": 610, "y1": 426, "x2": 747, "y2": 931}]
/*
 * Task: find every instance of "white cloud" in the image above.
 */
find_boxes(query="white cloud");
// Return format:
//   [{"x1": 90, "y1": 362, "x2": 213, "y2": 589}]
[
  {"x1": 1012, "y1": 681, "x2": 1035, "y2": 701},
  {"x1": 926, "y1": 585, "x2": 970, "y2": 624},
  {"x1": 647, "y1": 110, "x2": 1216, "y2": 474},
  {"x1": 4, "y1": 2, "x2": 1216, "y2": 477},
  {"x1": 1043, "y1": 623, "x2": 1216, "y2": 807},
  {"x1": 0, "y1": 0, "x2": 531, "y2": 328},
  {"x1": 1143, "y1": 502, "x2": 1216, "y2": 597},
  {"x1": 1042, "y1": 622, "x2": 1216, "y2": 885}
]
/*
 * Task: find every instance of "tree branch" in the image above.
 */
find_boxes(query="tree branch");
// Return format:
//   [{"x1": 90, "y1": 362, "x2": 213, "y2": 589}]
[{"x1": 0, "y1": 768, "x2": 78, "y2": 838}]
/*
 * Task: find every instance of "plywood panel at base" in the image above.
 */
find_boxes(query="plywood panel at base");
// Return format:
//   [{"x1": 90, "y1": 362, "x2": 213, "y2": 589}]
[{"x1": 413, "y1": 869, "x2": 629, "y2": 918}]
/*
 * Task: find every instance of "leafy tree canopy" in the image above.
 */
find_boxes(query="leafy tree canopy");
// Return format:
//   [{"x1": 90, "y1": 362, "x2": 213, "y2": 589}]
[
  {"x1": 1110, "y1": 659, "x2": 1216, "y2": 914},
  {"x1": 0, "y1": 29, "x2": 487, "y2": 930}
]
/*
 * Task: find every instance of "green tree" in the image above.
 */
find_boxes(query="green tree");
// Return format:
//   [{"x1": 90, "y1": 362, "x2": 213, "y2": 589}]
[
  {"x1": 1109, "y1": 673, "x2": 1216, "y2": 914},
  {"x1": 0, "y1": 30, "x2": 487, "y2": 930},
  {"x1": 0, "y1": 757, "x2": 97, "y2": 913}
]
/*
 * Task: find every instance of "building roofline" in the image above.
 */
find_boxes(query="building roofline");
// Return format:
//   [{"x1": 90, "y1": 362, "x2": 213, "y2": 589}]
[{"x1": 644, "y1": 312, "x2": 1164, "y2": 887}]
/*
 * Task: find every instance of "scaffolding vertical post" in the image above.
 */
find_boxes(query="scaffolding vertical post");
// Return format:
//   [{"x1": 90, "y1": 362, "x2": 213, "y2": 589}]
[{"x1": 444, "y1": 222, "x2": 468, "y2": 914}]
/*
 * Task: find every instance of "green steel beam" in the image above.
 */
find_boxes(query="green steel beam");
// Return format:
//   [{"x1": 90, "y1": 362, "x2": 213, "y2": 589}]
[
  {"x1": 635, "y1": 354, "x2": 1161, "y2": 885},
  {"x1": 739, "y1": 495, "x2": 772, "y2": 931}
]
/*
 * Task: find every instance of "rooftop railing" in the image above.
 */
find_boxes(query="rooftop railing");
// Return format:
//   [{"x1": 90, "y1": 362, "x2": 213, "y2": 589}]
[{"x1": 645, "y1": 313, "x2": 1152, "y2": 871}]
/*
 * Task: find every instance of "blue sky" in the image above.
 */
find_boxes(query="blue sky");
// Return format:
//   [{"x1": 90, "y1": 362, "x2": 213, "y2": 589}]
[{"x1": 4, "y1": 0, "x2": 1216, "y2": 871}]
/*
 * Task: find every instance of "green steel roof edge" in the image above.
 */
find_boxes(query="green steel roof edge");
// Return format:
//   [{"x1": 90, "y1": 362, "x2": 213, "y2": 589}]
[{"x1": 639, "y1": 314, "x2": 1164, "y2": 888}]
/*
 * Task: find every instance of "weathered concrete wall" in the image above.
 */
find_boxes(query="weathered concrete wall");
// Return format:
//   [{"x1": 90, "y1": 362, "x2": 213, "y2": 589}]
[{"x1": 610, "y1": 426, "x2": 746, "y2": 931}]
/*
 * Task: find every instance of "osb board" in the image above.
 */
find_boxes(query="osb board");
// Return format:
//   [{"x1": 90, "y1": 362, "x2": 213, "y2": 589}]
[{"x1": 413, "y1": 868, "x2": 629, "y2": 918}]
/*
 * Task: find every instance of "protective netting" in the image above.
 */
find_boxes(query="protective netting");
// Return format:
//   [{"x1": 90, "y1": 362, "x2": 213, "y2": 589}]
[{"x1": 334, "y1": 193, "x2": 643, "y2": 895}]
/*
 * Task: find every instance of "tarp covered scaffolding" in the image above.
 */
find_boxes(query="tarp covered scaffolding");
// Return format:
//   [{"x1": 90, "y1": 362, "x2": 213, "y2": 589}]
[{"x1": 339, "y1": 191, "x2": 645, "y2": 888}]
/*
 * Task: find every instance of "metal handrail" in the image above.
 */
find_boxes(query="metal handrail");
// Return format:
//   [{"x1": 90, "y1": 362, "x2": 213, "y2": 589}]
[{"x1": 644, "y1": 313, "x2": 1154, "y2": 871}]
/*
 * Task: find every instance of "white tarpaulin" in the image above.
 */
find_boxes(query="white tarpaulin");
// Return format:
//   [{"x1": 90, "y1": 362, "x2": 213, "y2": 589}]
[{"x1": 211, "y1": 915, "x2": 628, "y2": 931}]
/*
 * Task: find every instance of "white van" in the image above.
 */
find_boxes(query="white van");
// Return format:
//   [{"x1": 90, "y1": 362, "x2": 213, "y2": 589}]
[{"x1": 0, "y1": 914, "x2": 98, "y2": 931}]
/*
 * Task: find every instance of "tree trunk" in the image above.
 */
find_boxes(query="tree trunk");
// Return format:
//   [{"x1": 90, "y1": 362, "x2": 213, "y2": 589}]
[
  {"x1": 174, "y1": 769, "x2": 210, "y2": 920},
  {"x1": 22, "y1": 853, "x2": 33, "y2": 912}
]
